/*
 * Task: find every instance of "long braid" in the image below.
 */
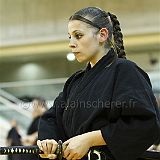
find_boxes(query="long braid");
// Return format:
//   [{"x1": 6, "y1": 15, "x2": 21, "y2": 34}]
[{"x1": 108, "y1": 12, "x2": 126, "y2": 59}]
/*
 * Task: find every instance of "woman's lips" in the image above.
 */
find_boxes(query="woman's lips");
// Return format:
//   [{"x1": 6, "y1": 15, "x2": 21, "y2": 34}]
[{"x1": 73, "y1": 52, "x2": 80, "y2": 55}]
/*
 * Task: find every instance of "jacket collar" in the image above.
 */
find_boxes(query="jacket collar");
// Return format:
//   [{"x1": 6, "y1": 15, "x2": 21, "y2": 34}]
[
  {"x1": 85, "y1": 48, "x2": 117, "y2": 74},
  {"x1": 74, "y1": 48, "x2": 117, "y2": 94}
]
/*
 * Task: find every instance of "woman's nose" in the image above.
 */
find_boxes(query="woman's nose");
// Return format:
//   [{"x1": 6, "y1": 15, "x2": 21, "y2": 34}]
[{"x1": 69, "y1": 39, "x2": 77, "y2": 48}]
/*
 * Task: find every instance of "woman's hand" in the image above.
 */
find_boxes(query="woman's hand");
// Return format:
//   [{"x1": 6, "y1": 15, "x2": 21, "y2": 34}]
[
  {"x1": 37, "y1": 139, "x2": 58, "y2": 159},
  {"x1": 63, "y1": 133, "x2": 92, "y2": 160}
]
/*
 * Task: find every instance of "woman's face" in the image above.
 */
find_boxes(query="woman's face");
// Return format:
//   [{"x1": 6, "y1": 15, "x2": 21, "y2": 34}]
[{"x1": 68, "y1": 20, "x2": 101, "y2": 63}]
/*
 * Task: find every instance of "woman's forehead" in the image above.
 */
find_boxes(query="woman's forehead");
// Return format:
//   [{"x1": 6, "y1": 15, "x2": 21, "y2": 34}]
[{"x1": 68, "y1": 20, "x2": 91, "y2": 33}]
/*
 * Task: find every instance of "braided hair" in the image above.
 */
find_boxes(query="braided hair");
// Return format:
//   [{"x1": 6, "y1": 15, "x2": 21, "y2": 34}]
[
  {"x1": 69, "y1": 7, "x2": 126, "y2": 59},
  {"x1": 108, "y1": 12, "x2": 126, "y2": 58}
]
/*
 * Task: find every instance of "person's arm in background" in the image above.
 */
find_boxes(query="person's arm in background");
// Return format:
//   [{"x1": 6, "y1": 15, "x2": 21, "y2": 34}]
[{"x1": 22, "y1": 132, "x2": 38, "y2": 145}]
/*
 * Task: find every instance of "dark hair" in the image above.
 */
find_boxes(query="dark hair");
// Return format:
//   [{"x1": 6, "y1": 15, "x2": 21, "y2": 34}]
[{"x1": 69, "y1": 7, "x2": 126, "y2": 58}]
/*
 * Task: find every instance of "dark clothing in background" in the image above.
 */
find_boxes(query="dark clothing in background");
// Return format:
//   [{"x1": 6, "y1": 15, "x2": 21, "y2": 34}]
[
  {"x1": 22, "y1": 116, "x2": 40, "y2": 160},
  {"x1": 38, "y1": 49, "x2": 160, "y2": 160},
  {"x1": 7, "y1": 127, "x2": 21, "y2": 160},
  {"x1": 7, "y1": 127, "x2": 21, "y2": 146},
  {"x1": 27, "y1": 116, "x2": 40, "y2": 143}
]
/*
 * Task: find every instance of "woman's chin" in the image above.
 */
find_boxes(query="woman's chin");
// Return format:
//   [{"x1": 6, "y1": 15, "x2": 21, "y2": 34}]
[
  {"x1": 76, "y1": 58, "x2": 86, "y2": 63},
  {"x1": 75, "y1": 54, "x2": 88, "y2": 63}
]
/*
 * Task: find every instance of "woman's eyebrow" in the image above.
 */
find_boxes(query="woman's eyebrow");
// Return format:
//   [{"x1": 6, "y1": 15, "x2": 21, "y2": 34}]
[{"x1": 68, "y1": 30, "x2": 81, "y2": 35}]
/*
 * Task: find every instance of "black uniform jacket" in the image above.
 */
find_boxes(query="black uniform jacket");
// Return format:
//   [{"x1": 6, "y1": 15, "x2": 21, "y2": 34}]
[{"x1": 38, "y1": 49, "x2": 160, "y2": 160}]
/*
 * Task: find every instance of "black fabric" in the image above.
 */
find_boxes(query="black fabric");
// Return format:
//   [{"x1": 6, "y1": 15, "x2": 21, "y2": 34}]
[
  {"x1": 7, "y1": 127, "x2": 21, "y2": 146},
  {"x1": 38, "y1": 49, "x2": 160, "y2": 160},
  {"x1": 6, "y1": 127, "x2": 22, "y2": 160},
  {"x1": 27, "y1": 116, "x2": 40, "y2": 136}
]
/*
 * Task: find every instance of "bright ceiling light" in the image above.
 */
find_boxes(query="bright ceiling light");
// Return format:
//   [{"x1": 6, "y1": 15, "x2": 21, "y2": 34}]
[{"x1": 66, "y1": 53, "x2": 75, "y2": 61}]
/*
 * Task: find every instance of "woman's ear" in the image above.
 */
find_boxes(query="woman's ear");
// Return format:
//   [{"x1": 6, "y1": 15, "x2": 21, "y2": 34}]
[{"x1": 98, "y1": 28, "x2": 108, "y2": 43}]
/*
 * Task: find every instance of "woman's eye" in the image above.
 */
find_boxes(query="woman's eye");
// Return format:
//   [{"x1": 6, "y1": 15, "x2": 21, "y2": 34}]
[{"x1": 75, "y1": 34, "x2": 83, "y2": 39}]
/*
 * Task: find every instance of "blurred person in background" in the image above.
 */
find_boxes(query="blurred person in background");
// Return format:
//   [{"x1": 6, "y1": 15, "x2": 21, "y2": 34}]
[
  {"x1": 22, "y1": 97, "x2": 48, "y2": 160},
  {"x1": 37, "y1": 7, "x2": 160, "y2": 160},
  {"x1": 6, "y1": 119, "x2": 22, "y2": 160}
]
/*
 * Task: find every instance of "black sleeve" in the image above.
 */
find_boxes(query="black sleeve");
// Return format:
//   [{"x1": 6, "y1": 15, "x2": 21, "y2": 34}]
[
  {"x1": 38, "y1": 92, "x2": 65, "y2": 141},
  {"x1": 101, "y1": 60, "x2": 160, "y2": 160},
  {"x1": 27, "y1": 117, "x2": 40, "y2": 135},
  {"x1": 38, "y1": 71, "x2": 82, "y2": 141}
]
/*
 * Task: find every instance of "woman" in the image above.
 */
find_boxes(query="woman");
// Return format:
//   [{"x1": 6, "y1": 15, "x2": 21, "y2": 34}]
[{"x1": 37, "y1": 7, "x2": 160, "y2": 160}]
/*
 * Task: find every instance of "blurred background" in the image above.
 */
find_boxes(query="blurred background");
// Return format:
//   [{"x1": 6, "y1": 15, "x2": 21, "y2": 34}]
[{"x1": 0, "y1": 0, "x2": 159, "y2": 159}]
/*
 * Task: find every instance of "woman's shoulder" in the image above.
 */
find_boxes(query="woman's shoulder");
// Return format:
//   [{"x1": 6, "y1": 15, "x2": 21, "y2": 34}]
[
  {"x1": 115, "y1": 58, "x2": 152, "y2": 86},
  {"x1": 115, "y1": 58, "x2": 146, "y2": 75},
  {"x1": 116, "y1": 58, "x2": 137, "y2": 69}
]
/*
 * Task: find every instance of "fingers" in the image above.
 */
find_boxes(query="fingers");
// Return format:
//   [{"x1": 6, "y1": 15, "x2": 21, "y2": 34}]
[
  {"x1": 39, "y1": 153, "x2": 57, "y2": 159},
  {"x1": 41, "y1": 140, "x2": 48, "y2": 153},
  {"x1": 64, "y1": 150, "x2": 80, "y2": 160},
  {"x1": 37, "y1": 140, "x2": 43, "y2": 151},
  {"x1": 62, "y1": 142, "x2": 68, "y2": 152},
  {"x1": 46, "y1": 139, "x2": 57, "y2": 153},
  {"x1": 39, "y1": 154, "x2": 49, "y2": 158},
  {"x1": 63, "y1": 147, "x2": 70, "y2": 158},
  {"x1": 63, "y1": 139, "x2": 70, "y2": 158},
  {"x1": 66, "y1": 153, "x2": 76, "y2": 160},
  {"x1": 51, "y1": 140, "x2": 57, "y2": 154},
  {"x1": 63, "y1": 145, "x2": 79, "y2": 160},
  {"x1": 37, "y1": 139, "x2": 58, "y2": 154},
  {"x1": 47, "y1": 154, "x2": 57, "y2": 159},
  {"x1": 63, "y1": 139, "x2": 70, "y2": 146},
  {"x1": 37, "y1": 139, "x2": 58, "y2": 159}
]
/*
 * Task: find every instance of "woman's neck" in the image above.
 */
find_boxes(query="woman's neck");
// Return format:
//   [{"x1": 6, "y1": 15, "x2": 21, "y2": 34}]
[{"x1": 90, "y1": 48, "x2": 110, "y2": 67}]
